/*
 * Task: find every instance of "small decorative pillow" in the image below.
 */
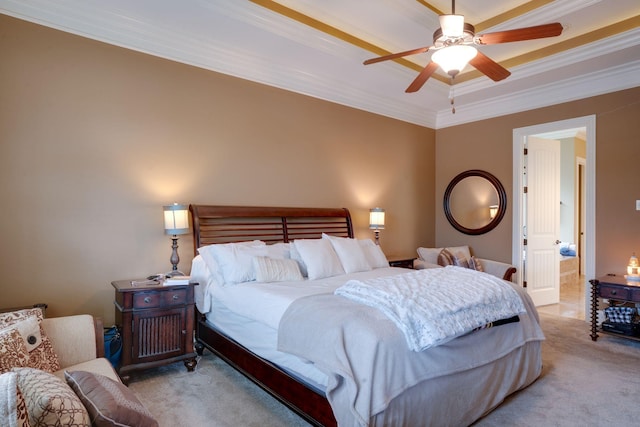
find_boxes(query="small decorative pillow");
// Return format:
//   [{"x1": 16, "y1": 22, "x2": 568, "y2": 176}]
[
  {"x1": 358, "y1": 239, "x2": 389, "y2": 268},
  {"x1": 253, "y1": 256, "x2": 304, "y2": 282},
  {"x1": 0, "y1": 371, "x2": 30, "y2": 427},
  {"x1": 65, "y1": 370, "x2": 159, "y2": 427},
  {"x1": 0, "y1": 309, "x2": 60, "y2": 373},
  {"x1": 13, "y1": 367, "x2": 90, "y2": 427},
  {"x1": 0, "y1": 328, "x2": 30, "y2": 374},
  {"x1": 292, "y1": 239, "x2": 345, "y2": 280},
  {"x1": 437, "y1": 248, "x2": 471, "y2": 268},
  {"x1": 322, "y1": 234, "x2": 372, "y2": 274},
  {"x1": 469, "y1": 256, "x2": 484, "y2": 272},
  {"x1": 198, "y1": 240, "x2": 267, "y2": 285},
  {"x1": 437, "y1": 248, "x2": 455, "y2": 266}
]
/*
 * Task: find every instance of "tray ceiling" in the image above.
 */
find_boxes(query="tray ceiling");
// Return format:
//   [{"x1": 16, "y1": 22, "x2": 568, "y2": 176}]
[{"x1": 1, "y1": 0, "x2": 639, "y2": 128}]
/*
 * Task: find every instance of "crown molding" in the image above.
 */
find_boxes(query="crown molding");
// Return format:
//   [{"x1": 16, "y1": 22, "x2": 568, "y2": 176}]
[
  {"x1": 436, "y1": 60, "x2": 640, "y2": 128},
  {"x1": 1, "y1": 0, "x2": 637, "y2": 131}
]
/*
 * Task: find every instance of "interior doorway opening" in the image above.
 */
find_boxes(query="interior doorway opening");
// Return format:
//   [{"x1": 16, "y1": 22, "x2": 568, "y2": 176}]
[{"x1": 512, "y1": 115, "x2": 596, "y2": 321}]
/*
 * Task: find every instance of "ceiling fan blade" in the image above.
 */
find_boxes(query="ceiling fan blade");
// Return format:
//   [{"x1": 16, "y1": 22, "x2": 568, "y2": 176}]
[
  {"x1": 476, "y1": 23, "x2": 563, "y2": 45},
  {"x1": 468, "y1": 51, "x2": 511, "y2": 82},
  {"x1": 405, "y1": 61, "x2": 439, "y2": 93},
  {"x1": 364, "y1": 46, "x2": 431, "y2": 65}
]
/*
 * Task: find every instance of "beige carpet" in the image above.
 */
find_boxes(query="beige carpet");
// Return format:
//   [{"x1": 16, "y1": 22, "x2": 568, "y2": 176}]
[{"x1": 128, "y1": 313, "x2": 640, "y2": 426}]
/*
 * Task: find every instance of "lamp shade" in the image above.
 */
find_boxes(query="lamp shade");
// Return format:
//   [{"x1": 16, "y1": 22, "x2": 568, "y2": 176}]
[
  {"x1": 432, "y1": 45, "x2": 477, "y2": 76},
  {"x1": 163, "y1": 203, "x2": 189, "y2": 235},
  {"x1": 369, "y1": 208, "x2": 385, "y2": 230}
]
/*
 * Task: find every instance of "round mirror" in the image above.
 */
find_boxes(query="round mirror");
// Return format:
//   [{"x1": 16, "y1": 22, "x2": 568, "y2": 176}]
[{"x1": 443, "y1": 170, "x2": 507, "y2": 235}]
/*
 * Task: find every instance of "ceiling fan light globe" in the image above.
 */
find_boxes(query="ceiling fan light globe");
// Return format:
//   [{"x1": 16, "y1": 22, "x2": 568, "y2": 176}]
[
  {"x1": 432, "y1": 45, "x2": 477, "y2": 75},
  {"x1": 439, "y1": 14, "x2": 464, "y2": 38}
]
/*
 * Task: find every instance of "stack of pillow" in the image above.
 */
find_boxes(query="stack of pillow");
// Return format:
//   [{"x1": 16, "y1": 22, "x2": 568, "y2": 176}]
[
  {"x1": 197, "y1": 234, "x2": 390, "y2": 286},
  {"x1": 416, "y1": 246, "x2": 484, "y2": 272}
]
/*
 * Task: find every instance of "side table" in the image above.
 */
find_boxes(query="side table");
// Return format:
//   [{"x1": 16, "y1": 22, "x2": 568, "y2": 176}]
[
  {"x1": 389, "y1": 258, "x2": 416, "y2": 269},
  {"x1": 111, "y1": 279, "x2": 198, "y2": 383},
  {"x1": 590, "y1": 275, "x2": 640, "y2": 342}
]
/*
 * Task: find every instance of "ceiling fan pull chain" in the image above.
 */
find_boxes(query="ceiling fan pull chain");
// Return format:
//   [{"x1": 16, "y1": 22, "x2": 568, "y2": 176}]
[{"x1": 449, "y1": 77, "x2": 456, "y2": 114}]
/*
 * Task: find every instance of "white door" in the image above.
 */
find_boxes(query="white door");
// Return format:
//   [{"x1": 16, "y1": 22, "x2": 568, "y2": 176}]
[{"x1": 525, "y1": 136, "x2": 561, "y2": 306}]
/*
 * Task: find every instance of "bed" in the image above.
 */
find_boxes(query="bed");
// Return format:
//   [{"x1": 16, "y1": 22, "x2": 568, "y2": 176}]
[{"x1": 188, "y1": 204, "x2": 544, "y2": 427}]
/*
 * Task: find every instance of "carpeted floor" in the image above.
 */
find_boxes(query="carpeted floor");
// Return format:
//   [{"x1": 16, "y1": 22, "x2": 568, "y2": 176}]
[{"x1": 128, "y1": 313, "x2": 640, "y2": 426}]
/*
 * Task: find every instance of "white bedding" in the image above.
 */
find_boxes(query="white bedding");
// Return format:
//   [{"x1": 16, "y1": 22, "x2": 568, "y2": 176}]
[
  {"x1": 191, "y1": 252, "x2": 543, "y2": 426},
  {"x1": 336, "y1": 266, "x2": 526, "y2": 351},
  {"x1": 190, "y1": 255, "x2": 412, "y2": 390},
  {"x1": 191, "y1": 254, "x2": 409, "y2": 329}
]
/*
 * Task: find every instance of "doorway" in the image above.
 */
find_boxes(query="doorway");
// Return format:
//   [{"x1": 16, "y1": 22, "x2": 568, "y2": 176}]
[{"x1": 512, "y1": 115, "x2": 596, "y2": 320}]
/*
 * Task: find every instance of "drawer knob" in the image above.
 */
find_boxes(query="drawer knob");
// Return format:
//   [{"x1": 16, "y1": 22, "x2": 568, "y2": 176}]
[
  {"x1": 611, "y1": 290, "x2": 617, "y2": 295},
  {"x1": 172, "y1": 295, "x2": 179, "y2": 300},
  {"x1": 144, "y1": 297, "x2": 151, "y2": 303}
]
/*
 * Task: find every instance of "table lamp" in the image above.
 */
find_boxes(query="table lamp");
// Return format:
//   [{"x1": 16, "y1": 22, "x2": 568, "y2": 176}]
[
  {"x1": 163, "y1": 203, "x2": 189, "y2": 277},
  {"x1": 369, "y1": 208, "x2": 385, "y2": 245}
]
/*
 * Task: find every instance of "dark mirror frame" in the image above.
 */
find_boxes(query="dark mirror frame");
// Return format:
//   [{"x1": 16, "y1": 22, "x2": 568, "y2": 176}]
[{"x1": 443, "y1": 169, "x2": 507, "y2": 235}]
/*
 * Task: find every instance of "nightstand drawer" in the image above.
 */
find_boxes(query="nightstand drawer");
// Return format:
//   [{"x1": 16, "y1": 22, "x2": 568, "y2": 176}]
[
  {"x1": 599, "y1": 285, "x2": 631, "y2": 300},
  {"x1": 162, "y1": 289, "x2": 188, "y2": 305},
  {"x1": 132, "y1": 289, "x2": 188, "y2": 308},
  {"x1": 133, "y1": 291, "x2": 162, "y2": 308}
]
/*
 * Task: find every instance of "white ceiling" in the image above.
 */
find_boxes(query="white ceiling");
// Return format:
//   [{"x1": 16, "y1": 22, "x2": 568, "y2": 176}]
[{"x1": 2, "y1": 0, "x2": 639, "y2": 129}]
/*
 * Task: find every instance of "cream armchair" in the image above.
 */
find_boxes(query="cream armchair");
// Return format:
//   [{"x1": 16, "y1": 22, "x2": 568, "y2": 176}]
[
  {"x1": 42, "y1": 314, "x2": 121, "y2": 382},
  {"x1": 414, "y1": 246, "x2": 516, "y2": 281}
]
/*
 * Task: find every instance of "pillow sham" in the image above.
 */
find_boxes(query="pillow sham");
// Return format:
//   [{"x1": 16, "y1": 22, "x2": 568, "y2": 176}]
[
  {"x1": 0, "y1": 309, "x2": 60, "y2": 373},
  {"x1": 358, "y1": 239, "x2": 390, "y2": 268},
  {"x1": 198, "y1": 240, "x2": 266, "y2": 285},
  {"x1": 253, "y1": 256, "x2": 304, "y2": 282},
  {"x1": 65, "y1": 370, "x2": 159, "y2": 427},
  {"x1": 13, "y1": 367, "x2": 90, "y2": 427},
  {"x1": 0, "y1": 328, "x2": 30, "y2": 374},
  {"x1": 292, "y1": 239, "x2": 345, "y2": 280},
  {"x1": 264, "y1": 242, "x2": 291, "y2": 260},
  {"x1": 288, "y1": 243, "x2": 308, "y2": 277},
  {"x1": 322, "y1": 234, "x2": 372, "y2": 274}
]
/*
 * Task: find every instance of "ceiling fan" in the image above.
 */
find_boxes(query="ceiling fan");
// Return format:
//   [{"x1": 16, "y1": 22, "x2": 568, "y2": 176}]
[{"x1": 363, "y1": 0, "x2": 563, "y2": 94}]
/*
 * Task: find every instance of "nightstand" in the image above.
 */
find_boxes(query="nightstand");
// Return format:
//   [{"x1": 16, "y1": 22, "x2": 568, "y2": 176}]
[
  {"x1": 111, "y1": 279, "x2": 198, "y2": 383},
  {"x1": 389, "y1": 258, "x2": 416, "y2": 269}
]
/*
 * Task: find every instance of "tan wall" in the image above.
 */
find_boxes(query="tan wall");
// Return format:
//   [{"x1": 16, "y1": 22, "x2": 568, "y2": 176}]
[
  {"x1": 436, "y1": 86, "x2": 640, "y2": 276},
  {"x1": 0, "y1": 16, "x2": 435, "y2": 323}
]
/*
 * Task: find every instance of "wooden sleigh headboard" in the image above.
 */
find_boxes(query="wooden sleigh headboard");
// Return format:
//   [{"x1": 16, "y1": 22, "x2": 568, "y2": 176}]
[{"x1": 189, "y1": 204, "x2": 354, "y2": 251}]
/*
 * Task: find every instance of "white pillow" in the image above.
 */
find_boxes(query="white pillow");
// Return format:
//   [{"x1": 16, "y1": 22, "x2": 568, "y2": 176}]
[
  {"x1": 198, "y1": 240, "x2": 266, "y2": 285},
  {"x1": 416, "y1": 247, "x2": 442, "y2": 264},
  {"x1": 358, "y1": 239, "x2": 389, "y2": 268},
  {"x1": 253, "y1": 256, "x2": 304, "y2": 282},
  {"x1": 292, "y1": 239, "x2": 345, "y2": 280},
  {"x1": 265, "y1": 242, "x2": 291, "y2": 259},
  {"x1": 288, "y1": 243, "x2": 308, "y2": 277},
  {"x1": 322, "y1": 234, "x2": 371, "y2": 273}
]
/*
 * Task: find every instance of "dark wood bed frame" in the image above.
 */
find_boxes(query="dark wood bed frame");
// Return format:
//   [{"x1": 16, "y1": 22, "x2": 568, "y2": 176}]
[{"x1": 189, "y1": 204, "x2": 354, "y2": 427}]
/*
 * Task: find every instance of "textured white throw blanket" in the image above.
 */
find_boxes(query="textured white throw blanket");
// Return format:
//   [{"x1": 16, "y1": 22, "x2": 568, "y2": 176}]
[{"x1": 335, "y1": 266, "x2": 526, "y2": 351}]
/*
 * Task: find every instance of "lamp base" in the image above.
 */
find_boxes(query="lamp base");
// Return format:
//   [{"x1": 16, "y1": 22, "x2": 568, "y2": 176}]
[{"x1": 165, "y1": 270, "x2": 186, "y2": 278}]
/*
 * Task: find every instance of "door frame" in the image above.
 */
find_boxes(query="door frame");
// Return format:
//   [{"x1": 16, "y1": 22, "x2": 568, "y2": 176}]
[{"x1": 512, "y1": 115, "x2": 596, "y2": 316}]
